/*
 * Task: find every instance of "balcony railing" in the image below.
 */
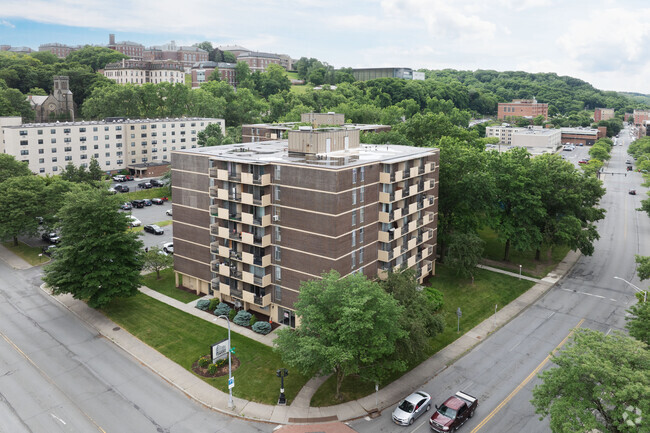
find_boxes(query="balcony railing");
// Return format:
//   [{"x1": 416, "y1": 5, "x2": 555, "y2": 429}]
[
  {"x1": 228, "y1": 172, "x2": 241, "y2": 182},
  {"x1": 230, "y1": 287, "x2": 243, "y2": 299},
  {"x1": 229, "y1": 230, "x2": 242, "y2": 240},
  {"x1": 230, "y1": 250, "x2": 242, "y2": 261}
]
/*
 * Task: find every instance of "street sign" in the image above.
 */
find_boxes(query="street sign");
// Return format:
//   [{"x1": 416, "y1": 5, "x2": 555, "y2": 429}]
[
  {"x1": 456, "y1": 307, "x2": 462, "y2": 317},
  {"x1": 228, "y1": 377, "x2": 235, "y2": 389}
]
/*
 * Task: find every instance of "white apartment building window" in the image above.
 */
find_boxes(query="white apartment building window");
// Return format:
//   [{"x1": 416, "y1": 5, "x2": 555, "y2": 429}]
[
  {"x1": 352, "y1": 231, "x2": 356, "y2": 247},
  {"x1": 51, "y1": 148, "x2": 57, "y2": 153},
  {"x1": 65, "y1": 156, "x2": 72, "y2": 161},
  {"x1": 52, "y1": 157, "x2": 57, "y2": 162},
  {"x1": 352, "y1": 168, "x2": 357, "y2": 184},
  {"x1": 80, "y1": 155, "x2": 87, "y2": 160},
  {"x1": 274, "y1": 186, "x2": 280, "y2": 201},
  {"x1": 274, "y1": 165, "x2": 281, "y2": 180},
  {"x1": 352, "y1": 211, "x2": 356, "y2": 226},
  {"x1": 52, "y1": 166, "x2": 58, "y2": 172},
  {"x1": 38, "y1": 158, "x2": 44, "y2": 163},
  {"x1": 275, "y1": 266, "x2": 281, "y2": 281},
  {"x1": 20, "y1": 150, "x2": 28, "y2": 155},
  {"x1": 351, "y1": 251, "x2": 356, "y2": 268},
  {"x1": 64, "y1": 147, "x2": 71, "y2": 152},
  {"x1": 38, "y1": 149, "x2": 44, "y2": 154},
  {"x1": 106, "y1": 161, "x2": 111, "y2": 166},
  {"x1": 360, "y1": 166, "x2": 365, "y2": 181},
  {"x1": 275, "y1": 246, "x2": 281, "y2": 261},
  {"x1": 51, "y1": 138, "x2": 56, "y2": 143},
  {"x1": 360, "y1": 186, "x2": 365, "y2": 202},
  {"x1": 352, "y1": 189, "x2": 356, "y2": 205},
  {"x1": 360, "y1": 207, "x2": 364, "y2": 223},
  {"x1": 39, "y1": 168, "x2": 45, "y2": 173},
  {"x1": 274, "y1": 226, "x2": 281, "y2": 242},
  {"x1": 94, "y1": 145, "x2": 99, "y2": 150},
  {"x1": 359, "y1": 227, "x2": 364, "y2": 243},
  {"x1": 359, "y1": 247, "x2": 364, "y2": 264}
]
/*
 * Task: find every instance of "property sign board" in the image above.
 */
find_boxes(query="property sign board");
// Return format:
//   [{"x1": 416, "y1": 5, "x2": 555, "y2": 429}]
[{"x1": 211, "y1": 339, "x2": 229, "y2": 363}]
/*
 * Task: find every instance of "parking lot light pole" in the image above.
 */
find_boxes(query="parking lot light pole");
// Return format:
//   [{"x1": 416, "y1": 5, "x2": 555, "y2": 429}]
[
  {"x1": 276, "y1": 368, "x2": 289, "y2": 405},
  {"x1": 217, "y1": 315, "x2": 234, "y2": 409},
  {"x1": 614, "y1": 276, "x2": 647, "y2": 303}
]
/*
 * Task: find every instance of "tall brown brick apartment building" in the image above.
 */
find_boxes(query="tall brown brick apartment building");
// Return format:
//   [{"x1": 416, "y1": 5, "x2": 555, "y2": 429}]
[{"x1": 171, "y1": 128, "x2": 439, "y2": 327}]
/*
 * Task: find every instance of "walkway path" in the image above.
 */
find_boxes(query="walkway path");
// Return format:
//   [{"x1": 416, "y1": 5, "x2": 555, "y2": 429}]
[
  {"x1": 42, "y1": 249, "x2": 582, "y2": 426},
  {"x1": 0, "y1": 243, "x2": 34, "y2": 270}
]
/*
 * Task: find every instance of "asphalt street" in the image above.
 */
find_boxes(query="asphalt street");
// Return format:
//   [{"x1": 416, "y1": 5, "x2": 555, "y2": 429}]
[{"x1": 350, "y1": 126, "x2": 649, "y2": 433}]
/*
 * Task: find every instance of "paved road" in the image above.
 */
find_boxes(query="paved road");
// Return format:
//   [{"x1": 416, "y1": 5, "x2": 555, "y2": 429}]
[
  {"x1": 350, "y1": 126, "x2": 648, "y2": 433},
  {"x1": 0, "y1": 263, "x2": 271, "y2": 433}
]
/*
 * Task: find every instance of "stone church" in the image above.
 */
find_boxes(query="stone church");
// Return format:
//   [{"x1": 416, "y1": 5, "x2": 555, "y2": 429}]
[{"x1": 27, "y1": 76, "x2": 76, "y2": 122}]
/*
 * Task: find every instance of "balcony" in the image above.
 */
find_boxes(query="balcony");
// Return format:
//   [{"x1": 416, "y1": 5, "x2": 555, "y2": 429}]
[
  {"x1": 379, "y1": 211, "x2": 394, "y2": 224},
  {"x1": 410, "y1": 166, "x2": 419, "y2": 178},
  {"x1": 228, "y1": 171, "x2": 241, "y2": 182},
  {"x1": 211, "y1": 278, "x2": 220, "y2": 291},
  {"x1": 228, "y1": 193, "x2": 241, "y2": 202},
  {"x1": 217, "y1": 245, "x2": 230, "y2": 258},
  {"x1": 209, "y1": 205, "x2": 220, "y2": 217},
  {"x1": 220, "y1": 282, "x2": 230, "y2": 296},
  {"x1": 219, "y1": 263, "x2": 230, "y2": 277},
  {"x1": 408, "y1": 236, "x2": 417, "y2": 251},
  {"x1": 379, "y1": 191, "x2": 395, "y2": 203},
  {"x1": 209, "y1": 185, "x2": 219, "y2": 197},
  {"x1": 242, "y1": 212, "x2": 254, "y2": 225},
  {"x1": 425, "y1": 162, "x2": 435, "y2": 173},
  {"x1": 215, "y1": 226, "x2": 229, "y2": 239},
  {"x1": 211, "y1": 260, "x2": 220, "y2": 273},
  {"x1": 242, "y1": 232, "x2": 271, "y2": 247},
  {"x1": 242, "y1": 251, "x2": 271, "y2": 267},
  {"x1": 407, "y1": 254, "x2": 416, "y2": 268},
  {"x1": 229, "y1": 230, "x2": 242, "y2": 241},
  {"x1": 253, "y1": 194, "x2": 271, "y2": 207},
  {"x1": 425, "y1": 212, "x2": 435, "y2": 224},
  {"x1": 394, "y1": 208, "x2": 403, "y2": 220},
  {"x1": 379, "y1": 172, "x2": 395, "y2": 184},
  {"x1": 230, "y1": 268, "x2": 243, "y2": 280},
  {"x1": 409, "y1": 184, "x2": 418, "y2": 196},
  {"x1": 255, "y1": 293, "x2": 272, "y2": 307},
  {"x1": 217, "y1": 187, "x2": 229, "y2": 201},
  {"x1": 378, "y1": 230, "x2": 394, "y2": 243},
  {"x1": 230, "y1": 287, "x2": 243, "y2": 299},
  {"x1": 241, "y1": 192, "x2": 253, "y2": 205},
  {"x1": 210, "y1": 241, "x2": 220, "y2": 254},
  {"x1": 408, "y1": 219, "x2": 418, "y2": 233},
  {"x1": 409, "y1": 202, "x2": 418, "y2": 215},
  {"x1": 228, "y1": 211, "x2": 242, "y2": 221},
  {"x1": 241, "y1": 172, "x2": 271, "y2": 186},
  {"x1": 427, "y1": 195, "x2": 435, "y2": 206},
  {"x1": 229, "y1": 249, "x2": 242, "y2": 261},
  {"x1": 209, "y1": 167, "x2": 219, "y2": 178},
  {"x1": 395, "y1": 170, "x2": 403, "y2": 182},
  {"x1": 378, "y1": 249, "x2": 393, "y2": 262},
  {"x1": 418, "y1": 165, "x2": 425, "y2": 175}
]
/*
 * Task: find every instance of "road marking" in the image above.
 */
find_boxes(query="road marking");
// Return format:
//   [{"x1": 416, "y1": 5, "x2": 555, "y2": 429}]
[
  {"x1": 0, "y1": 331, "x2": 107, "y2": 433},
  {"x1": 561, "y1": 288, "x2": 617, "y2": 302},
  {"x1": 470, "y1": 318, "x2": 585, "y2": 433},
  {"x1": 51, "y1": 413, "x2": 67, "y2": 425}
]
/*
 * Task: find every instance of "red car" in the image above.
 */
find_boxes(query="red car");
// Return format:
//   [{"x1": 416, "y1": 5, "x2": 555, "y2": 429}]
[
  {"x1": 578, "y1": 159, "x2": 589, "y2": 164},
  {"x1": 430, "y1": 392, "x2": 478, "y2": 433}
]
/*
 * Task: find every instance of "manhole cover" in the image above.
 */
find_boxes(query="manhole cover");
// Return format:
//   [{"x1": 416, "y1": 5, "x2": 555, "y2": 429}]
[{"x1": 113, "y1": 327, "x2": 120, "y2": 331}]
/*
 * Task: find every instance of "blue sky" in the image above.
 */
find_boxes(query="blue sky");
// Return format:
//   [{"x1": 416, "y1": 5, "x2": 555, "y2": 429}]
[{"x1": 2, "y1": 0, "x2": 650, "y2": 94}]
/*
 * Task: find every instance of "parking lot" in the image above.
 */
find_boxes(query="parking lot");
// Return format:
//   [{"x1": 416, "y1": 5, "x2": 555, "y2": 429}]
[{"x1": 119, "y1": 199, "x2": 173, "y2": 250}]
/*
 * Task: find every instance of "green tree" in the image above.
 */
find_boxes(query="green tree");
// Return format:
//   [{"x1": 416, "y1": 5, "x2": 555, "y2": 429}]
[
  {"x1": 531, "y1": 329, "x2": 650, "y2": 433},
  {"x1": 445, "y1": 232, "x2": 485, "y2": 283},
  {"x1": 143, "y1": 247, "x2": 173, "y2": 279},
  {"x1": 235, "y1": 61, "x2": 254, "y2": 89},
  {"x1": 637, "y1": 255, "x2": 650, "y2": 281},
  {"x1": 515, "y1": 117, "x2": 531, "y2": 127},
  {"x1": 533, "y1": 114, "x2": 546, "y2": 126},
  {"x1": 488, "y1": 148, "x2": 544, "y2": 261},
  {"x1": 222, "y1": 51, "x2": 236, "y2": 64},
  {"x1": 380, "y1": 269, "x2": 444, "y2": 362},
  {"x1": 255, "y1": 64, "x2": 291, "y2": 98},
  {"x1": 589, "y1": 144, "x2": 611, "y2": 161},
  {"x1": 581, "y1": 158, "x2": 603, "y2": 177},
  {"x1": 88, "y1": 157, "x2": 104, "y2": 181},
  {"x1": 28, "y1": 87, "x2": 47, "y2": 95},
  {"x1": 197, "y1": 123, "x2": 225, "y2": 146},
  {"x1": 42, "y1": 189, "x2": 144, "y2": 308},
  {"x1": 0, "y1": 176, "x2": 46, "y2": 245},
  {"x1": 66, "y1": 46, "x2": 128, "y2": 72},
  {"x1": 0, "y1": 154, "x2": 32, "y2": 183},
  {"x1": 308, "y1": 67, "x2": 326, "y2": 86},
  {"x1": 626, "y1": 301, "x2": 650, "y2": 345},
  {"x1": 274, "y1": 270, "x2": 406, "y2": 400}
]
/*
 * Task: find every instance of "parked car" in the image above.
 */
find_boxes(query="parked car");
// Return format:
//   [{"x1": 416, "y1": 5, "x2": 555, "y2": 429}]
[
  {"x1": 120, "y1": 202, "x2": 133, "y2": 211},
  {"x1": 163, "y1": 242, "x2": 174, "y2": 254},
  {"x1": 42, "y1": 232, "x2": 60, "y2": 244},
  {"x1": 151, "y1": 198, "x2": 164, "y2": 205},
  {"x1": 114, "y1": 184, "x2": 130, "y2": 193},
  {"x1": 166, "y1": 209, "x2": 173, "y2": 216},
  {"x1": 627, "y1": 165, "x2": 633, "y2": 171},
  {"x1": 429, "y1": 392, "x2": 478, "y2": 433},
  {"x1": 150, "y1": 179, "x2": 165, "y2": 187},
  {"x1": 143, "y1": 199, "x2": 153, "y2": 206},
  {"x1": 112, "y1": 175, "x2": 126, "y2": 182},
  {"x1": 42, "y1": 244, "x2": 57, "y2": 257},
  {"x1": 392, "y1": 391, "x2": 431, "y2": 426},
  {"x1": 125, "y1": 175, "x2": 134, "y2": 181},
  {"x1": 144, "y1": 224, "x2": 164, "y2": 235},
  {"x1": 127, "y1": 216, "x2": 142, "y2": 227},
  {"x1": 629, "y1": 189, "x2": 637, "y2": 195},
  {"x1": 138, "y1": 182, "x2": 152, "y2": 189},
  {"x1": 131, "y1": 199, "x2": 146, "y2": 208},
  {"x1": 108, "y1": 187, "x2": 117, "y2": 194},
  {"x1": 578, "y1": 159, "x2": 589, "y2": 164},
  {"x1": 626, "y1": 159, "x2": 632, "y2": 165}
]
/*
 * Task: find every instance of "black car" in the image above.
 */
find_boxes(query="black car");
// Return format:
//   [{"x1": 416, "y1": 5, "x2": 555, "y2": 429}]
[
  {"x1": 143, "y1": 224, "x2": 164, "y2": 235},
  {"x1": 151, "y1": 198, "x2": 164, "y2": 205},
  {"x1": 138, "y1": 182, "x2": 152, "y2": 189},
  {"x1": 42, "y1": 232, "x2": 60, "y2": 244},
  {"x1": 143, "y1": 199, "x2": 153, "y2": 206},
  {"x1": 150, "y1": 179, "x2": 165, "y2": 187},
  {"x1": 114, "y1": 184, "x2": 130, "y2": 193},
  {"x1": 131, "y1": 199, "x2": 146, "y2": 208}
]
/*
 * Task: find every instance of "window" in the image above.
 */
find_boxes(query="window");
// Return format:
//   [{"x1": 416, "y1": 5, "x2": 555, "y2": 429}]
[
  {"x1": 52, "y1": 166, "x2": 58, "y2": 172},
  {"x1": 360, "y1": 207, "x2": 364, "y2": 223},
  {"x1": 79, "y1": 128, "x2": 86, "y2": 133},
  {"x1": 351, "y1": 251, "x2": 356, "y2": 268},
  {"x1": 131, "y1": 134, "x2": 135, "y2": 139},
  {"x1": 359, "y1": 227, "x2": 364, "y2": 243},
  {"x1": 104, "y1": 126, "x2": 109, "y2": 131},
  {"x1": 52, "y1": 157, "x2": 57, "y2": 162},
  {"x1": 352, "y1": 168, "x2": 357, "y2": 184},
  {"x1": 39, "y1": 168, "x2": 45, "y2": 173},
  {"x1": 275, "y1": 266, "x2": 281, "y2": 281},
  {"x1": 106, "y1": 161, "x2": 111, "y2": 166},
  {"x1": 63, "y1": 128, "x2": 71, "y2": 133},
  {"x1": 65, "y1": 156, "x2": 72, "y2": 161},
  {"x1": 37, "y1": 130, "x2": 43, "y2": 135},
  {"x1": 20, "y1": 150, "x2": 28, "y2": 155},
  {"x1": 80, "y1": 154, "x2": 87, "y2": 160},
  {"x1": 38, "y1": 139, "x2": 43, "y2": 144},
  {"x1": 80, "y1": 145, "x2": 87, "y2": 151},
  {"x1": 359, "y1": 247, "x2": 364, "y2": 264},
  {"x1": 64, "y1": 147, "x2": 71, "y2": 152},
  {"x1": 51, "y1": 148, "x2": 57, "y2": 153},
  {"x1": 20, "y1": 140, "x2": 28, "y2": 146},
  {"x1": 93, "y1": 136, "x2": 98, "y2": 141},
  {"x1": 38, "y1": 158, "x2": 44, "y2": 163},
  {"x1": 352, "y1": 211, "x2": 356, "y2": 226},
  {"x1": 361, "y1": 166, "x2": 365, "y2": 182},
  {"x1": 105, "y1": 152, "x2": 110, "y2": 157},
  {"x1": 352, "y1": 189, "x2": 356, "y2": 205},
  {"x1": 274, "y1": 285, "x2": 282, "y2": 302},
  {"x1": 360, "y1": 186, "x2": 365, "y2": 202},
  {"x1": 51, "y1": 138, "x2": 56, "y2": 143},
  {"x1": 94, "y1": 127, "x2": 98, "y2": 132},
  {"x1": 274, "y1": 186, "x2": 280, "y2": 201},
  {"x1": 352, "y1": 231, "x2": 356, "y2": 247},
  {"x1": 274, "y1": 165, "x2": 281, "y2": 180},
  {"x1": 38, "y1": 148, "x2": 44, "y2": 154},
  {"x1": 275, "y1": 246, "x2": 281, "y2": 261},
  {"x1": 274, "y1": 226, "x2": 281, "y2": 242},
  {"x1": 51, "y1": 129, "x2": 56, "y2": 134}
]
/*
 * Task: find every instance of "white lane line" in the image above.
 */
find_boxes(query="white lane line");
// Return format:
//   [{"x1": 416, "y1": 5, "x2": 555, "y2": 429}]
[
  {"x1": 562, "y1": 288, "x2": 604, "y2": 299},
  {"x1": 51, "y1": 413, "x2": 67, "y2": 425}
]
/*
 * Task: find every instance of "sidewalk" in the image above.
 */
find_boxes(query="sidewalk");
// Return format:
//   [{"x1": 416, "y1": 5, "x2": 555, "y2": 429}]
[
  {"x1": 44, "y1": 249, "x2": 582, "y2": 426},
  {"x1": 0, "y1": 243, "x2": 34, "y2": 270}
]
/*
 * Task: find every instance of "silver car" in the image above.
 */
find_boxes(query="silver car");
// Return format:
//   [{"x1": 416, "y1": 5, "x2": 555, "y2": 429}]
[{"x1": 392, "y1": 390, "x2": 431, "y2": 426}]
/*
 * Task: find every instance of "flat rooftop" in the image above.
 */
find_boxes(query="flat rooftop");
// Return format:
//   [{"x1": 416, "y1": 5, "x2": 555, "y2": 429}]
[
  {"x1": 4, "y1": 117, "x2": 220, "y2": 129},
  {"x1": 243, "y1": 122, "x2": 389, "y2": 131},
  {"x1": 173, "y1": 140, "x2": 436, "y2": 169}
]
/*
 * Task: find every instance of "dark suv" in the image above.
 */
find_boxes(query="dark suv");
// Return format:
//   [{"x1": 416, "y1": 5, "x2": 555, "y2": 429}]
[
  {"x1": 138, "y1": 182, "x2": 152, "y2": 189},
  {"x1": 131, "y1": 199, "x2": 146, "y2": 208},
  {"x1": 150, "y1": 179, "x2": 165, "y2": 187},
  {"x1": 114, "y1": 184, "x2": 130, "y2": 193}
]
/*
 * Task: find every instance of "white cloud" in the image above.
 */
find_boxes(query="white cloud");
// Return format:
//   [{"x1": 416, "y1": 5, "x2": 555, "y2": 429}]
[{"x1": 0, "y1": 19, "x2": 15, "y2": 28}]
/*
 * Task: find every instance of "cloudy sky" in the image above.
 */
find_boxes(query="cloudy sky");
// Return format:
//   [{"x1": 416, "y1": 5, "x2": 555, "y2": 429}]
[{"x1": 2, "y1": 0, "x2": 649, "y2": 94}]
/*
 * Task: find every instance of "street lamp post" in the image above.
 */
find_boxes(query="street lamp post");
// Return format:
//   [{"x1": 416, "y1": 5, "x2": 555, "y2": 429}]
[
  {"x1": 613, "y1": 276, "x2": 647, "y2": 303},
  {"x1": 217, "y1": 315, "x2": 234, "y2": 409},
  {"x1": 276, "y1": 368, "x2": 289, "y2": 405}
]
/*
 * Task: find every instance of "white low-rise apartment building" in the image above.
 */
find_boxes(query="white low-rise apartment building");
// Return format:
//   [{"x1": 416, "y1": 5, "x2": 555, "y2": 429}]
[
  {"x1": 1, "y1": 117, "x2": 225, "y2": 176},
  {"x1": 486, "y1": 124, "x2": 561, "y2": 153},
  {"x1": 102, "y1": 59, "x2": 186, "y2": 85}
]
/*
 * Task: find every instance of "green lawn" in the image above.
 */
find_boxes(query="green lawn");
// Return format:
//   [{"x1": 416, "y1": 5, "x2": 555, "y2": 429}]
[
  {"x1": 2, "y1": 241, "x2": 51, "y2": 266},
  {"x1": 142, "y1": 268, "x2": 200, "y2": 303},
  {"x1": 286, "y1": 71, "x2": 300, "y2": 80},
  {"x1": 310, "y1": 264, "x2": 535, "y2": 406},
  {"x1": 119, "y1": 187, "x2": 171, "y2": 201},
  {"x1": 290, "y1": 85, "x2": 309, "y2": 94},
  {"x1": 478, "y1": 227, "x2": 570, "y2": 278},
  {"x1": 101, "y1": 293, "x2": 309, "y2": 404}
]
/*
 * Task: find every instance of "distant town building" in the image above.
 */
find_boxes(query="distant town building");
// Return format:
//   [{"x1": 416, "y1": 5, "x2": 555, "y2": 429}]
[
  {"x1": 560, "y1": 127, "x2": 606, "y2": 146},
  {"x1": 27, "y1": 76, "x2": 75, "y2": 122},
  {"x1": 351, "y1": 67, "x2": 416, "y2": 81},
  {"x1": 237, "y1": 52, "x2": 282, "y2": 72},
  {"x1": 486, "y1": 125, "x2": 561, "y2": 151},
  {"x1": 102, "y1": 59, "x2": 185, "y2": 85},
  {"x1": 0, "y1": 45, "x2": 33, "y2": 54},
  {"x1": 241, "y1": 113, "x2": 391, "y2": 143},
  {"x1": 412, "y1": 71, "x2": 426, "y2": 81},
  {"x1": 594, "y1": 107, "x2": 615, "y2": 122},
  {"x1": 633, "y1": 109, "x2": 650, "y2": 126},
  {"x1": 190, "y1": 61, "x2": 237, "y2": 88},
  {"x1": 38, "y1": 43, "x2": 79, "y2": 58},
  {"x1": 218, "y1": 45, "x2": 251, "y2": 59},
  {"x1": 497, "y1": 99, "x2": 548, "y2": 121},
  {"x1": 144, "y1": 41, "x2": 209, "y2": 68},
  {"x1": 0, "y1": 116, "x2": 224, "y2": 176},
  {"x1": 277, "y1": 54, "x2": 294, "y2": 71},
  {"x1": 107, "y1": 34, "x2": 144, "y2": 60}
]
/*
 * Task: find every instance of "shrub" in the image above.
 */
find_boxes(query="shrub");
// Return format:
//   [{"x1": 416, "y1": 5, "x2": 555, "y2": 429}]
[
  {"x1": 249, "y1": 314, "x2": 257, "y2": 327},
  {"x1": 198, "y1": 357, "x2": 209, "y2": 368},
  {"x1": 208, "y1": 363, "x2": 218, "y2": 375},
  {"x1": 425, "y1": 287, "x2": 444, "y2": 312},
  {"x1": 208, "y1": 298, "x2": 220, "y2": 311},
  {"x1": 252, "y1": 321, "x2": 272, "y2": 335},
  {"x1": 228, "y1": 308, "x2": 236, "y2": 321},
  {"x1": 214, "y1": 302, "x2": 231, "y2": 316},
  {"x1": 195, "y1": 299, "x2": 210, "y2": 311},
  {"x1": 215, "y1": 358, "x2": 227, "y2": 368},
  {"x1": 233, "y1": 310, "x2": 252, "y2": 326}
]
